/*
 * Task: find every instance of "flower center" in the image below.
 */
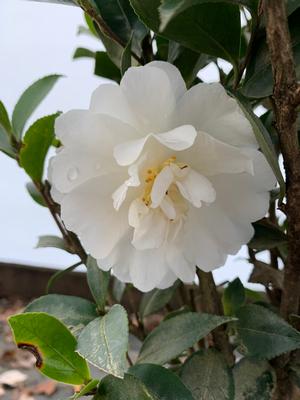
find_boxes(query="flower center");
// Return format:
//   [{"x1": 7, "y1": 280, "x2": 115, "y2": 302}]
[{"x1": 141, "y1": 156, "x2": 188, "y2": 207}]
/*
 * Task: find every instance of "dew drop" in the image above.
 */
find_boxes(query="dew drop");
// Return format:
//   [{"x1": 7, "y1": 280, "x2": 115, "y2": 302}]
[{"x1": 67, "y1": 167, "x2": 79, "y2": 181}]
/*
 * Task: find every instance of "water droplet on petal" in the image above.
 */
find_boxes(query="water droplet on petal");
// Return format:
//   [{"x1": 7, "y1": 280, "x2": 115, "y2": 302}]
[{"x1": 67, "y1": 167, "x2": 79, "y2": 181}]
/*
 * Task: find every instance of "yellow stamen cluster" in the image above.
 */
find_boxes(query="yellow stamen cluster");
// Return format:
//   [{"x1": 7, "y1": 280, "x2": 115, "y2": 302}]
[{"x1": 142, "y1": 156, "x2": 177, "y2": 206}]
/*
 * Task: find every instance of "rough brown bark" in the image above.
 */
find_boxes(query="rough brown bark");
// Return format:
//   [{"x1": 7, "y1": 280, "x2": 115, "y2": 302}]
[
  {"x1": 197, "y1": 270, "x2": 235, "y2": 366},
  {"x1": 263, "y1": 1, "x2": 300, "y2": 398}
]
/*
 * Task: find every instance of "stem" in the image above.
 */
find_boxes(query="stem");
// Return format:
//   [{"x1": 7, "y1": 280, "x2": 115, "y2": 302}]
[
  {"x1": 263, "y1": 1, "x2": 300, "y2": 398},
  {"x1": 197, "y1": 270, "x2": 235, "y2": 366}
]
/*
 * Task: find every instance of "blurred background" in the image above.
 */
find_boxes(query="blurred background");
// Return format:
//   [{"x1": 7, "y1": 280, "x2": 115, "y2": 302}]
[{"x1": 0, "y1": 0, "x2": 259, "y2": 284}]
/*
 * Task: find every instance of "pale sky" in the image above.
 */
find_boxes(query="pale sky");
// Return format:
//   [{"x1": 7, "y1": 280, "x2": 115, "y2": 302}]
[{"x1": 0, "y1": 0, "x2": 261, "y2": 288}]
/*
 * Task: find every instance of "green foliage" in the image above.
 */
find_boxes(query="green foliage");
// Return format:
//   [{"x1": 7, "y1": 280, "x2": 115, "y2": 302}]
[
  {"x1": 25, "y1": 294, "x2": 98, "y2": 331},
  {"x1": 86, "y1": 256, "x2": 110, "y2": 313},
  {"x1": 96, "y1": 373, "x2": 158, "y2": 399},
  {"x1": 180, "y1": 349, "x2": 234, "y2": 400},
  {"x1": 72, "y1": 379, "x2": 99, "y2": 399},
  {"x1": 139, "y1": 281, "x2": 179, "y2": 318},
  {"x1": 12, "y1": 75, "x2": 62, "y2": 139},
  {"x1": 0, "y1": 124, "x2": 16, "y2": 158},
  {"x1": 9, "y1": 312, "x2": 90, "y2": 384},
  {"x1": 222, "y1": 278, "x2": 245, "y2": 316},
  {"x1": 77, "y1": 305, "x2": 129, "y2": 378},
  {"x1": 73, "y1": 47, "x2": 95, "y2": 59},
  {"x1": 249, "y1": 220, "x2": 288, "y2": 250},
  {"x1": 26, "y1": 182, "x2": 46, "y2": 206},
  {"x1": 121, "y1": 36, "x2": 133, "y2": 76},
  {"x1": 137, "y1": 313, "x2": 235, "y2": 364},
  {"x1": 129, "y1": 363, "x2": 194, "y2": 400},
  {"x1": 95, "y1": 51, "x2": 122, "y2": 82},
  {"x1": 233, "y1": 358, "x2": 276, "y2": 399},
  {"x1": 130, "y1": 0, "x2": 241, "y2": 66},
  {"x1": 19, "y1": 113, "x2": 60, "y2": 182},
  {"x1": 234, "y1": 92, "x2": 285, "y2": 201},
  {"x1": 45, "y1": 263, "x2": 82, "y2": 294},
  {"x1": 236, "y1": 304, "x2": 300, "y2": 359}
]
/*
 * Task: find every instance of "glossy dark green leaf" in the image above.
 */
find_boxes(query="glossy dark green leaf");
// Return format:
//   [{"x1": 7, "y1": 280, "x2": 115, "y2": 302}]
[
  {"x1": 242, "y1": 9, "x2": 300, "y2": 98},
  {"x1": 137, "y1": 312, "x2": 235, "y2": 365},
  {"x1": 73, "y1": 379, "x2": 99, "y2": 399},
  {"x1": 73, "y1": 47, "x2": 95, "y2": 59},
  {"x1": 94, "y1": 51, "x2": 121, "y2": 82},
  {"x1": 77, "y1": 305, "x2": 129, "y2": 378},
  {"x1": 236, "y1": 304, "x2": 300, "y2": 359},
  {"x1": 130, "y1": 0, "x2": 241, "y2": 64},
  {"x1": 248, "y1": 220, "x2": 288, "y2": 250},
  {"x1": 12, "y1": 75, "x2": 62, "y2": 139},
  {"x1": 9, "y1": 312, "x2": 90, "y2": 384},
  {"x1": 24, "y1": 294, "x2": 98, "y2": 330},
  {"x1": 180, "y1": 349, "x2": 234, "y2": 400},
  {"x1": 139, "y1": 282, "x2": 179, "y2": 319},
  {"x1": 129, "y1": 363, "x2": 194, "y2": 400},
  {"x1": 93, "y1": 0, "x2": 148, "y2": 56},
  {"x1": 233, "y1": 92, "x2": 285, "y2": 201},
  {"x1": 121, "y1": 36, "x2": 133, "y2": 76},
  {"x1": 26, "y1": 182, "x2": 46, "y2": 206},
  {"x1": 112, "y1": 278, "x2": 126, "y2": 302},
  {"x1": 19, "y1": 113, "x2": 60, "y2": 181},
  {"x1": 233, "y1": 358, "x2": 276, "y2": 400},
  {"x1": 96, "y1": 373, "x2": 159, "y2": 399},
  {"x1": 86, "y1": 256, "x2": 110, "y2": 313},
  {"x1": 222, "y1": 278, "x2": 245, "y2": 316}
]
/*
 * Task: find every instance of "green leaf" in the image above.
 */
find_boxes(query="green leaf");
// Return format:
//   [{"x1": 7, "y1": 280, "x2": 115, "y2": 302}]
[
  {"x1": 242, "y1": 9, "x2": 300, "y2": 98},
  {"x1": 0, "y1": 124, "x2": 16, "y2": 158},
  {"x1": 96, "y1": 373, "x2": 158, "y2": 400},
  {"x1": 233, "y1": 358, "x2": 276, "y2": 400},
  {"x1": 129, "y1": 363, "x2": 195, "y2": 400},
  {"x1": 93, "y1": 0, "x2": 148, "y2": 56},
  {"x1": 130, "y1": 0, "x2": 241, "y2": 64},
  {"x1": 97, "y1": 30, "x2": 124, "y2": 68},
  {"x1": 19, "y1": 113, "x2": 60, "y2": 181},
  {"x1": 249, "y1": 261, "x2": 284, "y2": 289},
  {"x1": 73, "y1": 47, "x2": 95, "y2": 59},
  {"x1": 0, "y1": 100, "x2": 12, "y2": 132},
  {"x1": 24, "y1": 294, "x2": 98, "y2": 331},
  {"x1": 36, "y1": 234, "x2": 71, "y2": 252},
  {"x1": 222, "y1": 278, "x2": 245, "y2": 316},
  {"x1": 26, "y1": 182, "x2": 46, "y2": 206},
  {"x1": 94, "y1": 51, "x2": 121, "y2": 82},
  {"x1": 287, "y1": 0, "x2": 300, "y2": 16},
  {"x1": 112, "y1": 278, "x2": 126, "y2": 302},
  {"x1": 73, "y1": 379, "x2": 99, "y2": 399},
  {"x1": 77, "y1": 305, "x2": 129, "y2": 378},
  {"x1": 236, "y1": 304, "x2": 300, "y2": 359},
  {"x1": 180, "y1": 349, "x2": 234, "y2": 400},
  {"x1": 233, "y1": 92, "x2": 285, "y2": 201},
  {"x1": 12, "y1": 75, "x2": 62, "y2": 139},
  {"x1": 137, "y1": 312, "x2": 235, "y2": 365},
  {"x1": 9, "y1": 312, "x2": 90, "y2": 385},
  {"x1": 86, "y1": 256, "x2": 110, "y2": 313},
  {"x1": 139, "y1": 282, "x2": 179, "y2": 319},
  {"x1": 121, "y1": 36, "x2": 133, "y2": 76},
  {"x1": 249, "y1": 220, "x2": 288, "y2": 250},
  {"x1": 173, "y1": 49, "x2": 208, "y2": 87}
]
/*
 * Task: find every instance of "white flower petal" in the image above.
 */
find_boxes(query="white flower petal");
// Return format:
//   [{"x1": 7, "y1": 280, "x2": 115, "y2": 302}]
[
  {"x1": 89, "y1": 84, "x2": 138, "y2": 128},
  {"x1": 160, "y1": 196, "x2": 177, "y2": 220},
  {"x1": 146, "y1": 61, "x2": 186, "y2": 100},
  {"x1": 154, "y1": 125, "x2": 197, "y2": 151},
  {"x1": 176, "y1": 169, "x2": 216, "y2": 207},
  {"x1": 128, "y1": 198, "x2": 149, "y2": 228},
  {"x1": 174, "y1": 83, "x2": 258, "y2": 148},
  {"x1": 151, "y1": 166, "x2": 174, "y2": 208},
  {"x1": 132, "y1": 209, "x2": 169, "y2": 250},
  {"x1": 166, "y1": 243, "x2": 195, "y2": 283},
  {"x1": 121, "y1": 65, "x2": 176, "y2": 132},
  {"x1": 179, "y1": 130, "x2": 254, "y2": 176}
]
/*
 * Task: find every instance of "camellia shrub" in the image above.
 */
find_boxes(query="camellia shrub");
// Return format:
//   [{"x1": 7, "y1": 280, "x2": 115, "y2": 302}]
[{"x1": 2, "y1": 0, "x2": 300, "y2": 399}]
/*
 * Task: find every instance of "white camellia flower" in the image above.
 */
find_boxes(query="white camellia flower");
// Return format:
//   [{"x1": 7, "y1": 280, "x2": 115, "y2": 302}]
[{"x1": 49, "y1": 61, "x2": 276, "y2": 292}]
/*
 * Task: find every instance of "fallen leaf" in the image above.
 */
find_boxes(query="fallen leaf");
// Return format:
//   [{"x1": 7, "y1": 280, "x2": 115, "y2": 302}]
[{"x1": 0, "y1": 370, "x2": 27, "y2": 386}]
